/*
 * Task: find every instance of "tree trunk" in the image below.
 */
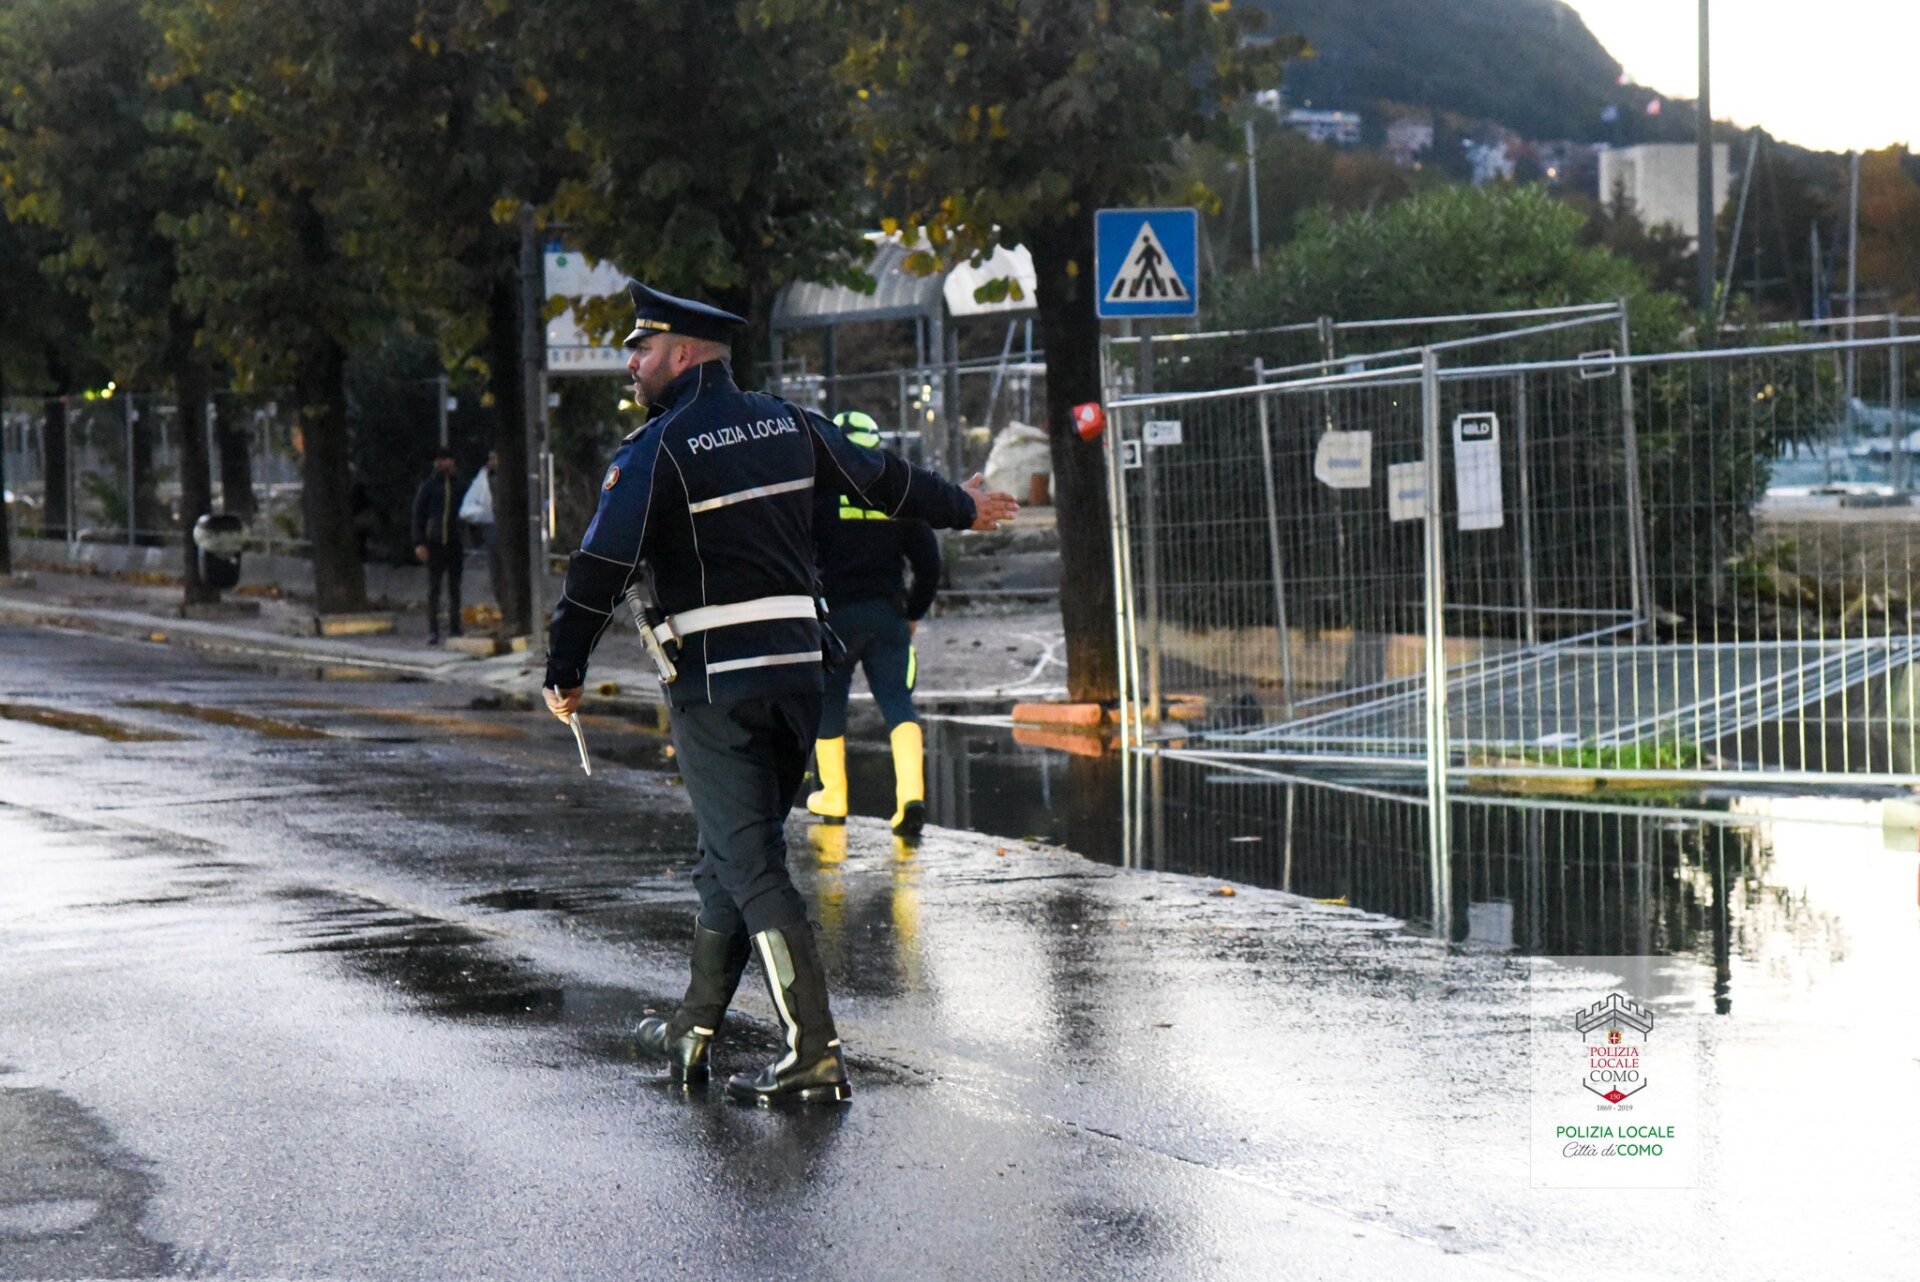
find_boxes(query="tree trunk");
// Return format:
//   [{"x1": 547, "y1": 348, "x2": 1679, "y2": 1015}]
[
  {"x1": 172, "y1": 349, "x2": 218, "y2": 605},
  {"x1": 1029, "y1": 220, "x2": 1119, "y2": 704},
  {"x1": 0, "y1": 363, "x2": 11, "y2": 575},
  {"x1": 711, "y1": 268, "x2": 771, "y2": 390},
  {"x1": 486, "y1": 259, "x2": 533, "y2": 636},
  {"x1": 129, "y1": 396, "x2": 160, "y2": 545},
  {"x1": 291, "y1": 191, "x2": 366, "y2": 615},
  {"x1": 296, "y1": 333, "x2": 367, "y2": 614},
  {"x1": 42, "y1": 350, "x2": 72, "y2": 540},
  {"x1": 213, "y1": 392, "x2": 255, "y2": 516}
]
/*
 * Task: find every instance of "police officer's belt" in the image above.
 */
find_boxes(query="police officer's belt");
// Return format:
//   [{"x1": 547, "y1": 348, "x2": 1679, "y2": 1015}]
[{"x1": 654, "y1": 594, "x2": 819, "y2": 647}]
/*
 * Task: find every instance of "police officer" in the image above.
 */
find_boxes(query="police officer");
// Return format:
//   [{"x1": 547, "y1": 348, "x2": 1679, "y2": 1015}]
[
  {"x1": 805, "y1": 410, "x2": 943, "y2": 838},
  {"x1": 542, "y1": 282, "x2": 1017, "y2": 1106}
]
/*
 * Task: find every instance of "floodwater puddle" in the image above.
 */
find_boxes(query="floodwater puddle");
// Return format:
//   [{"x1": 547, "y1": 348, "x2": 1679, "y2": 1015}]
[
  {"x1": 283, "y1": 891, "x2": 587, "y2": 1018},
  {"x1": 462, "y1": 886, "x2": 628, "y2": 915},
  {"x1": 872, "y1": 720, "x2": 1920, "y2": 1015},
  {"x1": 0, "y1": 1086, "x2": 176, "y2": 1274},
  {"x1": 121, "y1": 699, "x2": 329, "y2": 739},
  {"x1": 274, "y1": 885, "x2": 913, "y2": 1083},
  {"x1": 0, "y1": 703, "x2": 188, "y2": 743}
]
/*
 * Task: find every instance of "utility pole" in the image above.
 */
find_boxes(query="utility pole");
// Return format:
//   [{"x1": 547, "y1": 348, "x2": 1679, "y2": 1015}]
[
  {"x1": 1245, "y1": 118, "x2": 1262, "y2": 272},
  {"x1": 1717, "y1": 129, "x2": 1761, "y2": 326},
  {"x1": 1810, "y1": 224, "x2": 1825, "y2": 320},
  {"x1": 1696, "y1": 0, "x2": 1717, "y2": 321},
  {"x1": 1845, "y1": 150, "x2": 1861, "y2": 425},
  {"x1": 1846, "y1": 151, "x2": 1861, "y2": 332}
]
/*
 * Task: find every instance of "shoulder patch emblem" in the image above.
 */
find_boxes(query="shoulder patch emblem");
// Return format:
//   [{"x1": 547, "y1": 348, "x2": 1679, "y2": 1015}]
[{"x1": 602, "y1": 464, "x2": 621, "y2": 491}]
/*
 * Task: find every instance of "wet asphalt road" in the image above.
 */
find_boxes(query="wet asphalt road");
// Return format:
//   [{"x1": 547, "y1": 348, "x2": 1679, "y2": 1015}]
[{"x1": 2, "y1": 625, "x2": 1917, "y2": 1280}]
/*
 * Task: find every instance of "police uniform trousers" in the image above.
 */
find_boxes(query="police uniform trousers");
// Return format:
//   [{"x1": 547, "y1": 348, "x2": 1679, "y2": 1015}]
[
  {"x1": 672, "y1": 690, "x2": 824, "y2": 939},
  {"x1": 818, "y1": 598, "x2": 918, "y2": 739}
]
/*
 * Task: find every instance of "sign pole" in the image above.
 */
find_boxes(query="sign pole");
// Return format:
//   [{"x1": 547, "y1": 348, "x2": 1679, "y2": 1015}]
[{"x1": 519, "y1": 206, "x2": 547, "y2": 639}]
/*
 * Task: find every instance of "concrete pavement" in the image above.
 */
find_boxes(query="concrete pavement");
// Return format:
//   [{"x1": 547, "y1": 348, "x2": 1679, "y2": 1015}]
[
  {"x1": 0, "y1": 564, "x2": 1066, "y2": 716},
  {"x1": 2, "y1": 626, "x2": 1916, "y2": 1279}
]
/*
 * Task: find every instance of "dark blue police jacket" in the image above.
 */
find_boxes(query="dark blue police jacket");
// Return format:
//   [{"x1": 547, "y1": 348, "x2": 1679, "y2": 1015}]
[{"x1": 545, "y1": 360, "x2": 977, "y2": 707}]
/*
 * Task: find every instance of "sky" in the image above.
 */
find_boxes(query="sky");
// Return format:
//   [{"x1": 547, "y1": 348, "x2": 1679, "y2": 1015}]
[{"x1": 1561, "y1": 0, "x2": 1918, "y2": 154}]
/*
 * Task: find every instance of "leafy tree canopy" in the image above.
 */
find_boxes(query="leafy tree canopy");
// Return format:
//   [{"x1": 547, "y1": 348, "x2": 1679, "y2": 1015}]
[
  {"x1": 0, "y1": 0, "x2": 208, "y2": 380},
  {"x1": 1212, "y1": 183, "x2": 1685, "y2": 346},
  {"x1": 767, "y1": 0, "x2": 1302, "y2": 271}
]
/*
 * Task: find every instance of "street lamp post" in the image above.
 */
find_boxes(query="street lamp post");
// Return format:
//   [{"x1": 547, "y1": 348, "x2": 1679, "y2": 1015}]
[{"x1": 1696, "y1": 0, "x2": 1717, "y2": 322}]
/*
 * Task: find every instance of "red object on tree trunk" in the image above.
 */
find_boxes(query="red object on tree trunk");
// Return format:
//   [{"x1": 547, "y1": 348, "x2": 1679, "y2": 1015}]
[{"x1": 1072, "y1": 402, "x2": 1106, "y2": 441}]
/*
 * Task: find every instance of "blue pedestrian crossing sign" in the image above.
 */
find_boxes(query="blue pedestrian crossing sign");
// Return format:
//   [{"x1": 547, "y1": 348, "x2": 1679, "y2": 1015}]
[{"x1": 1096, "y1": 208, "x2": 1199, "y2": 319}]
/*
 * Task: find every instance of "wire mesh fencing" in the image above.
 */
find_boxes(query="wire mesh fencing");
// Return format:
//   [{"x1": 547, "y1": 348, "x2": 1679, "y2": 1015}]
[
  {"x1": 1110, "y1": 325, "x2": 1920, "y2": 788},
  {"x1": 772, "y1": 354, "x2": 1049, "y2": 479},
  {"x1": 1107, "y1": 301, "x2": 1626, "y2": 396},
  {"x1": 3, "y1": 391, "x2": 311, "y2": 554}
]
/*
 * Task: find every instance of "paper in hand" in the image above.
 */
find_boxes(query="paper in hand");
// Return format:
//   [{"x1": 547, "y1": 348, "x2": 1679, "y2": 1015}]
[{"x1": 567, "y1": 712, "x2": 592, "y2": 777}]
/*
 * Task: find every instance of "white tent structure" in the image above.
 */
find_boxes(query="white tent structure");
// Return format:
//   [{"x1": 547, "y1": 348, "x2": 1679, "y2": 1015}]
[{"x1": 769, "y1": 235, "x2": 1040, "y2": 472}]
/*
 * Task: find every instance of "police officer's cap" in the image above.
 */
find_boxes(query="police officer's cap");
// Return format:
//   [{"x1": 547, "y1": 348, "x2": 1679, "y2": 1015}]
[
  {"x1": 623, "y1": 280, "x2": 746, "y2": 347},
  {"x1": 833, "y1": 410, "x2": 882, "y2": 449}
]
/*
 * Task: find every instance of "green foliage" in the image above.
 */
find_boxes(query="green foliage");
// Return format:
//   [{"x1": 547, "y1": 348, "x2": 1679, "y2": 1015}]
[
  {"x1": 544, "y1": 0, "x2": 872, "y2": 362},
  {"x1": 1574, "y1": 181, "x2": 1697, "y2": 299},
  {"x1": 772, "y1": 0, "x2": 1301, "y2": 265},
  {"x1": 1216, "y1": 184, "x2": 1679, "y2": 335},
  {"x1": 0, "y1": 0, "x2": 208, "y2": 378},
  {"x1": 154, "y1": 0, "x2": 441, "y2": 388},
  {"x1": 0, "y1": 208, "x2": 103, "y2": 395},
  {"x1": 1637, "y1": 328, "x2": 1838, "y2": 616},
  {"x1": 1507, "y1": 741, "x2": 1706, "y2": 770},
  {"x1": 1168, "y1": 183, "x2": 1685, "y2": 391},
  {"x1": 763, "y1": 0, "x2": 1308, "y2": 699},
  {"x1": 1182, "y1": 116, "x2": 1424, "y2": 276}
]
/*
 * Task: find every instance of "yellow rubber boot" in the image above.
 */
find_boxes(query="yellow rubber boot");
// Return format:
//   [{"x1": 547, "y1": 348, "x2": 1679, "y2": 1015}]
[
  {"x1": 806, "y1": 737, "x2": 848, "y2": 823},
  {"x1": 888, "y1": 721, "x2": 926, "y2": 837}
]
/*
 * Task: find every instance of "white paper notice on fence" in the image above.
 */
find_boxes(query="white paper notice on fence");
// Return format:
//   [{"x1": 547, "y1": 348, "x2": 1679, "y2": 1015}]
[
  {"x1": 1314, "y1": 430, "x2": 1373, "y2": 489},
  {"x1": 1388, "y1": 461, "x2": 1427, "y2": 521},
  {"x1": 1452, "y1": 412, "x2": 1504, "y2": 531}
]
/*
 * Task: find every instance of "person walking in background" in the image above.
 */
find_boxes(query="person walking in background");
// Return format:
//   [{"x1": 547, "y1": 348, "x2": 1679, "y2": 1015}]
[
  {"x1": 459, "y1": 449, "x2": 502, "y2": 610},
  {"x1": 412, "y1": 447, "x2": 463, "y2": 645},
  {"x1": 805, "y1": 410, "x2": 942, "y2": 839}
]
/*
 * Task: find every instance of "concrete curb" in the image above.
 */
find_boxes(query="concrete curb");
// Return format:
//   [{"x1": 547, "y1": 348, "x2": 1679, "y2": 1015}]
[
  {"x1": 0, "y1": 595, "x2": 471, "y2": 680},
  {"x1": 0, "y1": 591, "x2": 1065, "y2": 719}
]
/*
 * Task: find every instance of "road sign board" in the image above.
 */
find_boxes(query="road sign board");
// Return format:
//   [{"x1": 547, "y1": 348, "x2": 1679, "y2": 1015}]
[
  {"x1": 544, "y1": 249, "x2": 631, "y2": 376},
  {"x1": 1143, "y1": 419, "x2": 1183, "y2": 447},
  {"x1": 1096, "y1": 208, "x2": 1198, "y2": 319}
]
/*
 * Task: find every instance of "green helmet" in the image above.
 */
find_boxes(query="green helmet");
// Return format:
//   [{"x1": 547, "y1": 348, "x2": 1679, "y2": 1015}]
[{"x1": 833, "y1": 410, "x2": 882, "y2": 449}]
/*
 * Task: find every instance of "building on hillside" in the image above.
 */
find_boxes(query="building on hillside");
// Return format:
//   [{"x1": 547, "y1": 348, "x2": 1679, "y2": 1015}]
[
  {"x1": 1467, "y1": 140, "x2": 1517, "y2": 186},
  {"x1": 1597, "y1": 143, "x2": 1732, "y2": 241},
  {"x1": 1252, "y1": 89, "x2": 1362, "y2": 147},
  {"x1": 1278, "y1": 107, "x2": 1363, "y2": 146},
  {"x1": 1537, "y1": 140, "x2": 1601, "y2": 188},
  {"x1": 1385, "y1": 115, "x2": 1434, "y2": 167}
]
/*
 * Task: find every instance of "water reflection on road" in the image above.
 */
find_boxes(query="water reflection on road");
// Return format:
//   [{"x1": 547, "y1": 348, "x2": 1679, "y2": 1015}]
[{"x1": 861, "y1": 719, "x2": 1920, "y2": 1020}]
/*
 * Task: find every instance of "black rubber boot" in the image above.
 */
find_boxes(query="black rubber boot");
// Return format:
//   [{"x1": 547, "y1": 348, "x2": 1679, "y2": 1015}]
[
  {"x1": 725, "y1": 924, "x2": 852, "y2": 1105},
  {"x1": 891, "y1": 800, "x2": 926, "y2": 840},
  {"x1": 636, "y1": 920, "x2": 751, "y2": 1083}
]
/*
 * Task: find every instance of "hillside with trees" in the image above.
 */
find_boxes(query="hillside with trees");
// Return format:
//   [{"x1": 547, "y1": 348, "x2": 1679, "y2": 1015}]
[{"x1": 1250, "y1": 0, "x2": 1689, "y2": 145}]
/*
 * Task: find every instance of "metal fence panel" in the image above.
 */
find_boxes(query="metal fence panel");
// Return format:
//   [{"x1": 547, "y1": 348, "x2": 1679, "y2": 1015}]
[
  {"x1": 1112, "y1": 319, "x2": 1920, "y2": 788},
  {"x1": 1435, "y1": 335, "x2": 1920, "y2": 781}
]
